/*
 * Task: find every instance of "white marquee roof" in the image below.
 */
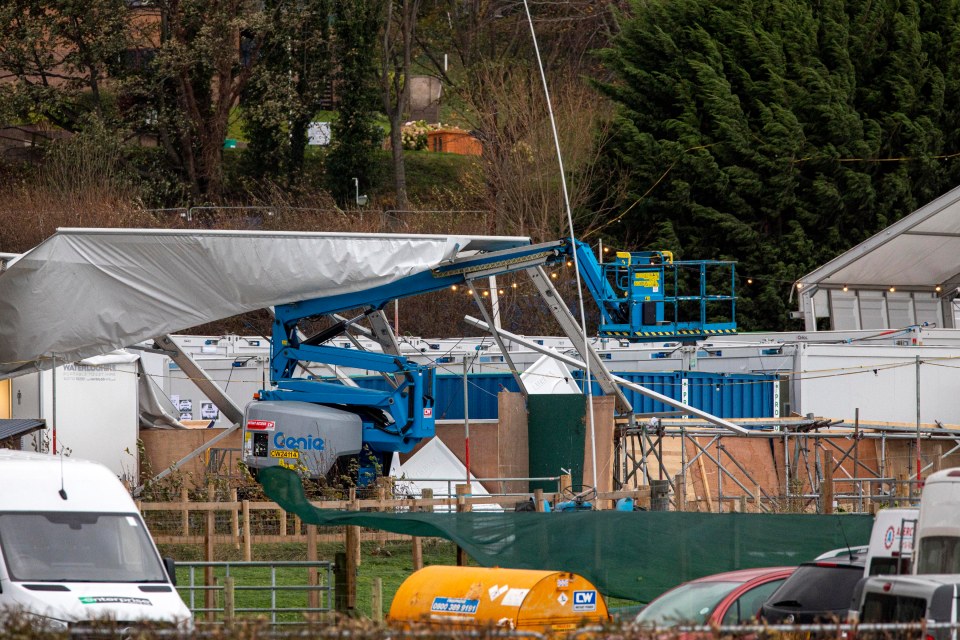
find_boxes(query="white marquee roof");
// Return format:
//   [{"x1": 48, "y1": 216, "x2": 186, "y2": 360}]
[
  {"x1": 0, "y1": 228, "x2": 531, "y2": 379},
  {"x1": 798, "y1": 183, "x2": 960, "y2": 291}
]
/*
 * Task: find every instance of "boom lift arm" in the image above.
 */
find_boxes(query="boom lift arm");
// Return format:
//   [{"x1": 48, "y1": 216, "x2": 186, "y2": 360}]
[{"x1": 246, "y1": 241, "x2": 567, "y2": 480}]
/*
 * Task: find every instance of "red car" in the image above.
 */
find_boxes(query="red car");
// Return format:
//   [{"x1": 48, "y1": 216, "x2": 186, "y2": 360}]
[{"x1": 635, "y1": 567, "x2": 796, "y2": 629}]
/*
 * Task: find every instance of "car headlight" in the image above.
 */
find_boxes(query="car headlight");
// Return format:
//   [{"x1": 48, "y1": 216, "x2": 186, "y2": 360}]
[{"x1": 22, "y1": 613, "x2": 70, "y2": 632}]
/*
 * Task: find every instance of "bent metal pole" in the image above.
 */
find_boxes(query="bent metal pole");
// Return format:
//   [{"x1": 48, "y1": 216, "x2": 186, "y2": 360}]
[{"x1": 464, "y1": 316, "x2": 753, "y2": 436}]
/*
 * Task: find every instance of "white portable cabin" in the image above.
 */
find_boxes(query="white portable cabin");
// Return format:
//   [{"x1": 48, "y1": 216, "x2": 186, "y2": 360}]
[{"x1": 10, "y1": 361, "x2": 139, "y2": 480}]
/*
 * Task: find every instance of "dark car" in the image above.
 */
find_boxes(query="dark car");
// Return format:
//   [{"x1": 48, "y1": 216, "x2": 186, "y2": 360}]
[
  {"x1": 759, "y1": 557, "x2": 866, "y2": 624},
  {"x1": 636, "y1": 567, "x2": 795, "y2": 629}
]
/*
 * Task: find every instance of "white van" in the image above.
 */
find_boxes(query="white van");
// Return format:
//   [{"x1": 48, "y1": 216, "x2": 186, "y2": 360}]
[
  {"x1": 816, "y1": 507, "x2": 917, "y2": 576},
  {"x1": 0, "y1": 450, "x2": 192, "y2": 630},
  {"x1": 914, "y1": 468, "x2": 960, "y2": 574},
  {"x1": 866, "y1": 507, "x2": 918, "y2": 576},
  {"x1": 851, "y1": 574, "x2": 960, "y2": 639}
]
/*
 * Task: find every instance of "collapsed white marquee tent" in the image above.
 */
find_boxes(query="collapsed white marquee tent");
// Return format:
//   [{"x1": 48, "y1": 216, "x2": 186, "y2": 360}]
[{"x1": 0, "y1": 228, "x2": 531, "y2": 379}]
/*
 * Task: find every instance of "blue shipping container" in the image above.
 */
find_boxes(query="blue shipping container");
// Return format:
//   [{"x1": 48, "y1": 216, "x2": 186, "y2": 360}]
[
  {"x1": 575, "y1": 370, "x2": 775, "y2": 420},
  {"x1": 346, "y1": 370, "x2": 774, "y2": 421}
]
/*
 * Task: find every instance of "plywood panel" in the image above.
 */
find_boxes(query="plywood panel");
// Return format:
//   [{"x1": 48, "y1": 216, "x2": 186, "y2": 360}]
[
  {"x1": 497, "y1": 392, "x2": 528, "y2": 494},
  {"x1": 583, "y1": 396, "x2": 616, "y2": 495}
]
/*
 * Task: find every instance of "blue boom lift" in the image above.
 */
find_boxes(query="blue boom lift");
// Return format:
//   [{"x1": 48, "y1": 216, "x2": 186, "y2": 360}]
[{"x1": 243, "y1": 240, "x2": 568, "y2": 482}]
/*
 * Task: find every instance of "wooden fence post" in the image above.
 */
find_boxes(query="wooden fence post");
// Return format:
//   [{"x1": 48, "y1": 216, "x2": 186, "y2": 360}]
[
  {"x1": 307, "y1": 524, "x2": 319, "y2": 611},
  {"x1": 343, "y1": 489, "x2": 359, "y2": 611},
  {"x1": 411, "y1": 535, "x2": 423, "y2": 572},
  {"x1": 823, "y1": 451, "x2": 835, "y2": 514},
  {"x1": 224, "y1": 576, "x2": 235, "y2": 626},
  {"x1": 242, "y1": 500, "x2": 252, "y2": 561},
  {"x1": 334, "y1": 552, "x2": 348, "y2": 614},
  {"x1": 345, "y1": 533, "x2": 358, "y2": 612},
  {"x1": 371, "y1": 577, "x2": 383, "y2": 622},
  {"x1": 412, "y1": 487, "x2": 432, "y2": 571},
  {"x1": 181, "y1": 487, "x2": 190, "y2": 536},
  {"x1": 534, "y1": 488, "x2": 544, "y2": 512},
  {"x1": 230, "y1": 488, "x2": 239, "y2": 549},
  {"x1": 348, "y1": 488, "x2": 361, "y2": 569},
  {"x1": 376, "y1": 477, "x2": 389, "y2": 548},
  {"x1": 205, "y1": 507, "x2": 215, "y2": 621}
]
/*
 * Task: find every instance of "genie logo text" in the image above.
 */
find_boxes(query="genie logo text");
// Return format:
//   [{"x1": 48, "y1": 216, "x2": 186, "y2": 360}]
[{"x1": 273, "y1": 432, "x2": 325, "y2": 451}]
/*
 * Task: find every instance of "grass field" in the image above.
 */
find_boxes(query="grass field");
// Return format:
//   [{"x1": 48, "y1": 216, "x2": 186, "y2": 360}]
[
  {"x1": 160, "y1": 538, "x2": 641, "y2": 623},
  {"x1": 162, "y1": 538, "x2": 465, "y2": 622}
]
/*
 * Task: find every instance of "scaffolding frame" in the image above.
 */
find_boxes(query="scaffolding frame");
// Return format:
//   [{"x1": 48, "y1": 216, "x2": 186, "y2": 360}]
[{"x1": 614, "y1": 418, "x2": 960, "y2": 513}]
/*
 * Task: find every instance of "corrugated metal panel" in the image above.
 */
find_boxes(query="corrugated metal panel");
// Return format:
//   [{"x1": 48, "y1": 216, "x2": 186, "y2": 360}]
[
  {"x1": 576, "y1": 371, "x2": 775, "y2": 419},
  {"x1": 683, "y1": 372, "x2": 774, "y2": 419},
  {"x1": 0, "y1": 418, "x2": 45, "y2": 440},
  {"x1": 598, "y1": 371, "x2": 684, "y2": 415},
  {"x1": 347, "y1": 370, "x2": 773, "y2": 421}
]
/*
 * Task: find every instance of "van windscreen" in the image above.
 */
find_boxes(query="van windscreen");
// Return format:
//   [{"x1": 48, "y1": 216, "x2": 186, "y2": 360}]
[
  {"x1": 0, "y1": 512, "x2": 167, "y2": 583},
  {"x1": 916, "y1": 536, "x2": 960, "y2": 574}
]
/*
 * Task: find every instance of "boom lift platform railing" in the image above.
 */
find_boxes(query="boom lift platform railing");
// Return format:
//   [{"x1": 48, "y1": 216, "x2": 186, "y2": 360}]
[{"x1": 567, "y1": 240, "x2": 736, "y2": 341}]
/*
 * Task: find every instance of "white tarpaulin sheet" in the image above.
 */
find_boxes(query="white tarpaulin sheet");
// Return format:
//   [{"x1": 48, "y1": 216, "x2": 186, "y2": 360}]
[{"x1": 0, "y1": 228, "x2": 531, "y2": 379}]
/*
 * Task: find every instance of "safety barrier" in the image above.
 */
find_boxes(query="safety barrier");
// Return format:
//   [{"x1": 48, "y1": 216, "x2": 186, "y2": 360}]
[{"x1": 177, "y1": 560, "x2": 334, "y2": 626}]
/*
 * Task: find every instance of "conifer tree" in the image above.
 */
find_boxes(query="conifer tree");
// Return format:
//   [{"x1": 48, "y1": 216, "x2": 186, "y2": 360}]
[
  {"x1": 325, "y1": 0, "x2": 384, "y2": 206},
  {"x1": 598, "y1": 0, "x2": 960, "y2": 330}
]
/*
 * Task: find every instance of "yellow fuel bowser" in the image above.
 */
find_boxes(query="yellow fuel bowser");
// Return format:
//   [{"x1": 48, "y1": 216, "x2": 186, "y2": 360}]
[{"x1": 388, "y1": 566, "x2": 610, "y2": 633}]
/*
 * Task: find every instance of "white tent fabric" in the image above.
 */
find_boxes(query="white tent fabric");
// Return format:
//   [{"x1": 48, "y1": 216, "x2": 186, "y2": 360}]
[
  {"x1": 520, "y1": 353, "x2": 581, "y2": 394},
  {"x1": 798, "y1": 184, "x2": 960, "y2": 291},
  {"x1": 393, "y1": 437, "x2": 500, "y2": 511},
  {"x1": 0, "y1": 228, "x2": 531, "y2": 379},
  {"x1": 794, "y1": 185, "x2": 960, "y2": 331}
]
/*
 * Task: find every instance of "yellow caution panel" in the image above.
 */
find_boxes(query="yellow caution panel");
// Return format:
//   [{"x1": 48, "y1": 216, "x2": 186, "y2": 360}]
[{"x1": 388, "y1": 565, "x2": 609, "y2": 633}]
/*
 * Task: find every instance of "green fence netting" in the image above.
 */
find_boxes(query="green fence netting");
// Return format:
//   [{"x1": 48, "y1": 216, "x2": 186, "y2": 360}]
[{"x1": 260, "y1": 466, "x2": 873, "y2": 603}]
